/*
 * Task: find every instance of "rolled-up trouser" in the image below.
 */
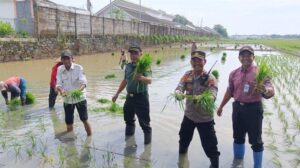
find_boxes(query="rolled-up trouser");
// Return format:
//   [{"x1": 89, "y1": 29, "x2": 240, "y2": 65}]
[
  {"x1": 123, "y1": 92, "x2": 151, "y2": 134},
  {"x1": 49, "y1": 87, "x2": 58, "y2": 108},
  {"x1": 19, "y1": 77, "x2": 27, "y2": 101},
  {"x1": 232, "y1": 101, "x2": 264, "y2": 152}
]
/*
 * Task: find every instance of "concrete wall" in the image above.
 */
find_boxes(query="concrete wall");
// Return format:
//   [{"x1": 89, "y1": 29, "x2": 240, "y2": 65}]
[{"x1": 0, "y1": 0, "x2": 16, "y2": 28}]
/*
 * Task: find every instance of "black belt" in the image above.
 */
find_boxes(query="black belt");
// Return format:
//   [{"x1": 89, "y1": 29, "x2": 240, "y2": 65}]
[
  {"x1": 127, "y1": 92, "x2": 147, "y2": 97},
  {"x1": 235, "y1": 101, "x2": 261, "y2": 106}
]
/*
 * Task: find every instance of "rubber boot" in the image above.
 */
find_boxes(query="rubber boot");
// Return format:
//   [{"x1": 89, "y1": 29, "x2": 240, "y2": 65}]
[
  {"x1": 144, "y1": 132, "x2": 151, "y2": 144},
  {"x1": 234, "y1": 143, "x2": 245, "y2": 159},
  {"x1": 253, "y1": 151, "x2": 263, "y2": 168},
  {"x1": 125, "y1": 125, "x2": 135, "y2": 136},
  {"x1": 209, "y1": 156, "x2": 219, "y2": 168}
]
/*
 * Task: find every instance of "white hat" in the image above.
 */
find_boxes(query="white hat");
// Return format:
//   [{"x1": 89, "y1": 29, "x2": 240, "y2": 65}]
[{"x1": 0, "y1": 81, "x2": 5, "y2": 91}]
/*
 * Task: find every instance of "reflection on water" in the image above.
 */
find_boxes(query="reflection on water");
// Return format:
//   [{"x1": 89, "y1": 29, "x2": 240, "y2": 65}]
[{"x1": 0, "y1": 44, "x2": 282, "y2": 167}]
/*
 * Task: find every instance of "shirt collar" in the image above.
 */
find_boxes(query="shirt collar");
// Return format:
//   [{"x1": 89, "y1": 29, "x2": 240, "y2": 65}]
[
  {"x1": 63, "y1": 63, "x2": 75, "y2": 71},
  {"x1": 241, "y1": 64, "x2": 255, "y2": 73}
]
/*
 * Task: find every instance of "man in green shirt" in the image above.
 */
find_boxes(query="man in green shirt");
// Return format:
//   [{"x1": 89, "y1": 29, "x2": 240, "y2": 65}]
[{"x1": 112, "y1": 45, "x2": 152, "y2": 144}]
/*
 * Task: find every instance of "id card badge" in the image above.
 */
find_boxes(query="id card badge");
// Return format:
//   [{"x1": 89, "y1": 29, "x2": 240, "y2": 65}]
[{"x1": 243, "y1": 84, "x2": 250, "y2": 93}]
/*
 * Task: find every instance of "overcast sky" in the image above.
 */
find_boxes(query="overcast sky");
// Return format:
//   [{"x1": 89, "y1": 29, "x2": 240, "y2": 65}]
[{"x1": 50, "y1": 0, "x2": 300, "y2": 35}]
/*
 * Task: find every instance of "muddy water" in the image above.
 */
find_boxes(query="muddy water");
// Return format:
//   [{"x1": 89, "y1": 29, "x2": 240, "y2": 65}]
[{"x1": 0, "y1": 44, "x2": 285, "y2": 168}]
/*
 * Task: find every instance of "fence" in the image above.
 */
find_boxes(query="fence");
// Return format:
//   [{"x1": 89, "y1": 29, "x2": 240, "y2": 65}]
[{"x1": 35, "y1": 6, "x2": 213, "y2": 38}]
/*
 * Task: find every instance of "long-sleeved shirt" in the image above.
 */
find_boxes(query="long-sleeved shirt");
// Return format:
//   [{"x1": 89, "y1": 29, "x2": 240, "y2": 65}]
[
  {"x1": 228, "y1": 64, "x2": 274, "y2": 103},
  {"x1": 50, "y1": 62, "x2": 63, "y2": 89},
  {"x1": 176, "y1": 70, "x2": 218, "y2": 123},
  {"x1": 56, "y1": 63, "x2": 87, "y2": 104}
]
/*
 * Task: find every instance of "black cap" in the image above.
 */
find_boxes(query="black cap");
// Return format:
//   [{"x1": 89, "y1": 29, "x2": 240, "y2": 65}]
[
  {"x1": 128, "y1": 45, "x2": 142, "y2": 52},
  {"x1": 191, "y1": 50, "x2": 206, "y2": 59},
  {"x1": 239, "y1": 46, "x2": 254, "y2": 55},
  {"x1": 61, "y1": 50, "x2": 73, "y2": 58}
]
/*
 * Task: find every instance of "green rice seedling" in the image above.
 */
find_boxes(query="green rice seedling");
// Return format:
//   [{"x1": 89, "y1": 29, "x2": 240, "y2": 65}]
[
  {"x1": 120, "y1": 95, "x2": 127, "y2": 100},
  {"x1": 154, "y1": 50, "x2": 158, "y2": 53},
  {"x1": 97, "y1": 98, "x2": 111, "y2": 104},
  {"x1": 38, "y1": 118, "x2": 46, "y2": 133},
  {"x1": 221, "y1": 55, "x2": 226, "y2": 62},
  {"x1": 57, "y1": 144, "x2": 65, "y2": 166},
  {"x1": 26, "y1": 148, "x2": 33, "y2": 158},
  {"x1": 222, "y1": 52, "x2": 227, "y2": 57},
  {"x1": 133, "y1": 53, "x2": 152, "y2": 79},
  {"x1": 211, "y1": 70, "x2": 219, "y2": 80},
  {"x1": 26, "y1": 131, "x2": 37, "y2": 148},
  {"x1": 272, "y1": 157, "x2": 282, "y2": 168},
  {"x1": 256, "y1": 63, "x2": 271, "y2": 85},
  {"x1": 180, "y1": 54, "x2": 186, "y2": 59},
  {"x1": 105, "y1": 74, "x2": 116, "y2": 79},
  {"x1": 108, "y1": 103, "x2": 123, "y2": 113},
  {"x1": 66, "y1": 89, "x2": 83, "y2": 102},
  {"x1": 156, "y1": 59, "x2": 161, "y2": 65},
  {"x1": 111, "y1": 52, "x2": 115, "y2": 56},
  {"x1": 25, "y1": 92, "x2": 35, "y2": 105},
  {"x1": 13, "y1": 142, "x2": 22, "y2": 158},
  {"x1": 190, "y1": 90, "x2": 216, "y2": 116},
  {"x1": 184, "y1": 47, "x2": 187, "y2": 50},
  {"x1": 8, "y1": 98, "x2": 21, "y2": 111}
]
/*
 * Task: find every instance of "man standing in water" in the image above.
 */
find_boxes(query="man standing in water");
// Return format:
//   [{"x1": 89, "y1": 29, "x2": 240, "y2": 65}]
[
  {"x1": 191, "y1": 41, "x2": 197, "y2": 53},
  {"x1": 49, "y1": 58, "x2": 63, "y2": 108},
  {"x1": 0, "y1": 76, "x2": 27, "y2": 105},
  {"x1": 119, "y1": 49, "x2": 128, "y2": 70},
  {"x1": 56, "y1": 50, "x2": 92, "y2": 136},
  {"x1": 175, "y1": 51, "x2": 220, "y2": 168},
  {"x1": 217, "y1": 46, "x2": 274, "y2": 168},
  {"x1": 112, "y1": 45, "x2": 152, "y2": 144}
]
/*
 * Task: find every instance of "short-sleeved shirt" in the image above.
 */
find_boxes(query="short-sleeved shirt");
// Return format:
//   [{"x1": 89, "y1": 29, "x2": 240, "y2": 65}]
[
  {"x1": 124, "y1": 62, "x2": 151, "y2": 94},
  {"x1": 56, "y1": 63, "x2": 87, "y2": 104},
  {"x1": 228, "y1": 64, "x2": 274, "y2": 103},
  {"x1": 176, "y1": 70, "x2": 218, "y2": 123}
]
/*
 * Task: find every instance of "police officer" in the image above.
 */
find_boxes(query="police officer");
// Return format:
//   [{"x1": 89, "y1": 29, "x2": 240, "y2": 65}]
[
  {"x1": 175, "y1": 50, "x2": 220, "y2": 168},
  {"x1": 217, "y1": 46, "x2": 275, "y2": 168},
  {"x1": 112, "y1": 45, "x2": 152, "y2": 144}
]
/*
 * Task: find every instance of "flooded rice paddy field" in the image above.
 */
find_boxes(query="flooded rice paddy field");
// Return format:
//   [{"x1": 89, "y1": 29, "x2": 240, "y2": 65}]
[{"x1": 0, "y1": 44, "x2": 299, "y2": 168}]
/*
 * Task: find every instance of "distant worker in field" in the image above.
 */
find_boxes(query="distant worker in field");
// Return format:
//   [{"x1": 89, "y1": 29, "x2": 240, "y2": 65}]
[
  {"x1": 0, "y1": 76, "x2": 27, "y2": 105},
  {"x1": 49, "y1": 57, "x2": 63, "y2": 108},
  {"x1": 119, "y1": 49, "x2": 128, "y2": 70},
  {"x1": 175, "y1": 51, "x2": 220, "y2": 168},
  {"x1": 191, "y1": 41, "x2": 197, "y2": 53},
  {"x1": 217, "y1": 46, "x2": 275, "y2": 168}
]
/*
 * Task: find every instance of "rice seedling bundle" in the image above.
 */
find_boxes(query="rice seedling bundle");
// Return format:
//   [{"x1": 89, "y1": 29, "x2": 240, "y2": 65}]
[
  {"x1": 164, "y1": 90, "x2": 216, "y2": 116},
  {"x1": 105, "y1": 74, "x2": 116, "y2": 79},
  {"x1": 211, "y1": 70, "x2": 220, "y2": 80},
  {"x1": 8, "y1": 99, "x2": 21, "y2": 111},
  {"x1": 180, "y1": 54, "x2": 186, "y2": 59},
  {"x1": 65, "y1": 89, "x2": 83, "y2": 102},
  {"x1": 156, "y1": 59, "x2": 161, "y2": 65},
  {"x1": 255, "y1": 63, "x2": 271, "y2": 93},
  {"x1": 25, "y1": 92, "x2": 35, "y2": 105},
  {"x1": 133, "y1": 53, "x2": 152, "y2": 79},
  {"x1": 97, "y1": 98, "x2": 111, "y2": 104}
]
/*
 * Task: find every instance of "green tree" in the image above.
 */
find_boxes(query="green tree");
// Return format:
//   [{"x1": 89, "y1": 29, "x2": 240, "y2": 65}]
[
  {"x1": 173, "y1": 14, "x2": 193, "y2": 26},
  {"x1": 213, "y1": 24, "x2": 228, "y2": 38}
]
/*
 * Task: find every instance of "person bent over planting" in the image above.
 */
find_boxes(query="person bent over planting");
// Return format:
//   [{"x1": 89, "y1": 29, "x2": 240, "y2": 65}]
[
  {"x1": 56, "y1": 50, "x2": 92, "y2": 136},
  {"x1": 217, "y1": 46, "x2": 274, "y2": 168},
  {"x1": 0, "y1": 76, "x2": 27, "y2": 105},
  {"x1": 112, "y1": 45, "x2": 152, "y2": 144},
  {"x1": 175, "y1": 51, "x2": 220, "y2": 168}
]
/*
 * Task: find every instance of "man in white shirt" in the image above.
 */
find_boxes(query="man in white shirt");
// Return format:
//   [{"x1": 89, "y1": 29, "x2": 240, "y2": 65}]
[{"x1": 56, "y1": 50, "x2": 92, "y2": 136}]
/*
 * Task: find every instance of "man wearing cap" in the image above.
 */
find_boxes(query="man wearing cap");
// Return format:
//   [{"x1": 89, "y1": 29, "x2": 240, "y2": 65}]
[
  {"x1": 217, "y1": 46, "x2": 274, "y2": 168},
  {"x1": 49, "y1": 58, "x2": 63, "y2": 108},
  {"x1": 175, "y1": 50, "x2": 220, "y2": 168},
  {"x1": 0, "y1": 76, "x2": 27, "y2": 105},
  {"x1": 56, "y1": 50, "x2": 92, "y2": 136},
  {"x1": 112, "y1": 45, "x2": 152, "y2": 144}
]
